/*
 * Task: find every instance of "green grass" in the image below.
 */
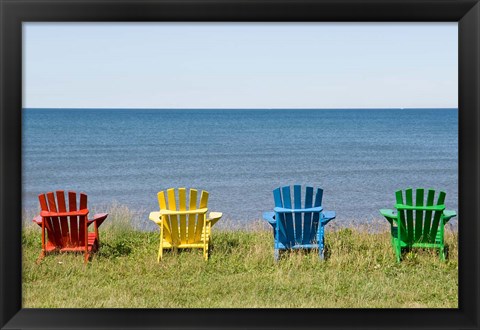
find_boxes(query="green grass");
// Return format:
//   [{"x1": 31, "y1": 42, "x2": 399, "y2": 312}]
[{"x1": 22, "y1": 206, "x2": 458, "y2": 308}]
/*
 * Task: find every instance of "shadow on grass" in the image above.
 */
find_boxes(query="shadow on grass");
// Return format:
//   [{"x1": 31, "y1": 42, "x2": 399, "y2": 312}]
[
  {"x1": 209, "y1": 237, "x2": 240, "y2": 254},
  {"x1": 399, "y1": 245, "x2": 451, "y2": 263},
  {"x1": 97, "y1": 241, "x2": 133, "y2": 258},
  {"x1": 275, "y1": 244, "x2": 332, "y2": 262}
]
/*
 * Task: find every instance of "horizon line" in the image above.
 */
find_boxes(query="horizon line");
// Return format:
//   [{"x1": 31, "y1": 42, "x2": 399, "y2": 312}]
[{"x1": 23, "y1": 107, "x2": 458, "y2": 110}]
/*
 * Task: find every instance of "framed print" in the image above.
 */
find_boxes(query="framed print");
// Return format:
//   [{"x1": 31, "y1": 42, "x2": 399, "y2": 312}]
[{"x1": 1, "y1": 0, "x2": 479, "y2": 329}]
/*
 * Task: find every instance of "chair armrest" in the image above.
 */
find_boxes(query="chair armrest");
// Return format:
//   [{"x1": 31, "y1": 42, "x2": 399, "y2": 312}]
[
  {"x1": 380, "y1": 209, "x2": 397, "y2": 225},
  {"x1": 206, "y1": 212, "x2": 222, "y2": 227},
  {"x1": 40, "y1": 209, "x2": 89, "y2": 217},
  {"x1": 149, "y1": 211, "x2": 162, "y2": 224},
  {"x1": 263, "y1": 212, "x2": 276, "y2": 227},
  {"x1": 32, "y1": 215, "x2": 43, "y2": 226},
  {"x1": 321, "y1": 211, "x2": 336, "y2": 225},
  {"x1": 159, "y1": 208, "x2": 208, "y2": 216},
  {"x1": 394, "y1": 204, "x2": 445, "y2": 211},
  {"x1": 88, "y1": 213, "x2": 108, "y2": 227},
  {"x1": 443, "y1": 210, "x2": 457, "y2": 223},
  {"x1": 274, "y1": 206, "x2": 323, "y2": 213}
]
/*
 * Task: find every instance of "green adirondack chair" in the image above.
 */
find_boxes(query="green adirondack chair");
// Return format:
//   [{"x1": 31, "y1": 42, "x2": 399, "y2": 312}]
[{"x1": 380, "y1": 188, "x2": 456, "y2": 262}]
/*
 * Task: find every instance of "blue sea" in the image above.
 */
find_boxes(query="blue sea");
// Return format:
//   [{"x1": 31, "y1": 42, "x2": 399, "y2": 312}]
[{"x1": 22, "y1": 108, "x2": 458, "y2": 230}]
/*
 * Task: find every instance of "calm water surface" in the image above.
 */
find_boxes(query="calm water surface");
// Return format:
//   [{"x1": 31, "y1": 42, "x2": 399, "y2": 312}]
[{"x1": 22, "y1": 109, "x2": 458, "y2": 230}]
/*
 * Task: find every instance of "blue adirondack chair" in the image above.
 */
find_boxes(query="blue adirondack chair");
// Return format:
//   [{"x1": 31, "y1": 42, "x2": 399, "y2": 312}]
[{"x1": 262, "y1": 185, "x2": 336, "y2": 261}]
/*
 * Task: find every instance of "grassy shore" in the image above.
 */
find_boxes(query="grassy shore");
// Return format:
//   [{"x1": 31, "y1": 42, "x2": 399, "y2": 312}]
[{"x1": 22, "y1": 206, "x2": 458, "y2": 308}]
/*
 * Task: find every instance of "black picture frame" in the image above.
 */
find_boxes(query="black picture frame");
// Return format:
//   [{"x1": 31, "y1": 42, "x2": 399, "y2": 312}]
[{"x1": 1, "y1": 0, "x2": 479, "y2": 329}]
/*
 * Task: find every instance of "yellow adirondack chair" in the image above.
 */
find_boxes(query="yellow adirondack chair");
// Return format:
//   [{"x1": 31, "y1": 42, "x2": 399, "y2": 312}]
[{"x1": 149, "y1": 188, "x2": 222, "y2": 261}]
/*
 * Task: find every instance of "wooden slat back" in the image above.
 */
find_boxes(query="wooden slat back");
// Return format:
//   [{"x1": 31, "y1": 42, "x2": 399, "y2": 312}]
[
  {"x1": 38, "y1": 193, "x2": 49, "y2": 211},
  {"x1": 302, "y1": 186, "x2": 314, "y2": 245},
  {"x1": 56, "y1": 190, "x2": 70, "y2": 247},
  {"x1": 166, "y1": 188, "x2": 179, "y2": 245},
  {"x1": 310, "y1": 188, "x2": 323, "y2": 242},
  {"x1": 273, "y1": 188, "x2": 287, "y2": 245},
  {"x1": 78, "y1": 193, "x2": 87, "y2": 247},
  {"x1": 414, "y1": 189, "x2": 424, "y2": 241},
  {"x1": 194, "y1": 190, "x2": 209, "y2": 242},
  {"x1": 68, "y1": 191, "x2": 79, "y2": 246},
  {"x1": 166, "y1": 188, "x2": 177, "y2": 210},
  {"x1": 274, "y1": 186, "x2": 326, "y2": 247},
  {"x1": 178, "y1": 188, "x2": 187, "y2": 244},
  {"x1": 395, "y1": 190, "x2": 408, "y2": 241},
  {"x1": 157, "y1": 191, "x2": 172, "y2": 243},
  {"x1": 405, "y1": 188, "x2": 414, "y2": 243},
  {"x1": 157, "y1": 188, "x2": 209, "y2": 245},
  {"x1": 429, "y1": 191, "x2": 446, "y2": 242},
  {"x1": 293, "y1": 185, "x2": 303, "y2": 244},
  {"x1": 46, "y1": 192, "x2": 62, "y2": 247},
  {"x1": 199, "y1": 190, "x2": 208, "y2": 208},
  {"x1": 38, "y1": 193, "x2": 55, "y2": 246},
  {"x1": 395, "y1": 189, "x2": 447, "y2": 244},
  {"x1": 38, "y1": 190, "x2": 89, "y2": 249},
  {"x1": 422, "y1": 189, "x2": 435, "y2": 243},
  {"x1": 187, "y1": 189, "x2": 198, "y2": 244},
  {"x1": 281, "y1": 186, "x2": 295, "y2": 246},
  {"x1": 314, "y1": 188, "x2": 323, "y2": 207}
]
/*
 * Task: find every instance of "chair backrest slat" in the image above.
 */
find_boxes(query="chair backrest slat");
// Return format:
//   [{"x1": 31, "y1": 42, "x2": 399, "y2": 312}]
[
  {"x1": 199, "y1": 190, "x2": 209, "y2": 209},
  {"x1": 405, "y1": 188, "x2": 414, "y2": 243},
  {"x1": 193, "y1": 190, "x2": 208, "y2": 242},
  {"x1": 78, "y1": 193, "x2": 88, "y2": 246},
  {"x1": 166, "y1": 188, "x2": 179, "y2": 245},
  {"x1": 187, "y1": 189, "x2": 198, "y2": 244},
  {"x1": 46, "y1": 191, "x2": 62, "y2": 247},
  {"x1": 39, "y1": 193, "x2": 55, "y2": 243},
  {"x1": 302, "y1": 186, "x2": 314, "y2": 245},
  {"x1": 56, "y1": 190, "x2": 70, "y2": 247},
  {"x1": 281, "y1": 186, "x2": 295, "y2": 245},
  {"x1": 68, "y1": 191, "x2": 79, "y2": 246},
  {"x1": 429, "y1": 191, "x2": 446, "y2": 241},
  {"x1": 273, "y1": 188, "x2": 287, "y2": 244},
  {"x1": 293, "y1": 185, "x2": 302, "y2": 243},
  {"x1": 310, "y1": 188, "x2": 323, "y2": 242},
  {"x1": 178, "y1": 188, "x2": 187, "y2": 244},
  {"x1": 157, "y1": 191, "x2": 172, "y2": 243},
  {"x1": 395, "y1": 190, "x2": 408, "y2": 241},
  {"x1": 167, "y1": 188, "x2": 177, "y2": 210},
  {"x1": 422, "y1": 189, "x2": 435, "y2": 243},
  {"x1": 414, "y1": 188, "x2": 424, "y2": 241}
]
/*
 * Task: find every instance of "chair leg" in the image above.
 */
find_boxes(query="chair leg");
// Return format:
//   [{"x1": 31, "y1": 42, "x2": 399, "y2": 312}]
[
  {"x1": 92, "y1": 238, "x2": 99, "y2": 253},
  {"x1": 319, "y1": 243, "x2": 325, "y2": 260},
  {"x1": 157, "y1": 244, "x2": 163, "y2": 263},
  {"x1": 439, "y1": 246, "x2": 446, "y2": 261},
  {"x1": 391, "y1": 236, "x2": 401, "y2": 262},
  {"x1": 84, "y1": 252, "x2": 90, "y2": 264},
  {"x1": 395, "y1": 245, "x2": 401, "y2": 263},
  {"x1": 274, "y1": 249, "x2": 279, "y2": 262},
  {"x1": 318, "y1": 226, "x2": 325, "y2": 260},
  {"x1": 204, "y1": 245, "x2": 208, "y2": 261},
  {"x1": 36, "y1": 251, "x2": 46, "y2": 264}
]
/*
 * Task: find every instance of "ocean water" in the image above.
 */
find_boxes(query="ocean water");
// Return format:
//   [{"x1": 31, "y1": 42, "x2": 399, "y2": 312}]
[{"x1": 22, "y1": 108, "x2": 458, "y2": 230}]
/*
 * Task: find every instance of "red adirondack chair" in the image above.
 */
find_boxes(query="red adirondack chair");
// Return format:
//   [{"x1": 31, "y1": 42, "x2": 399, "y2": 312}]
[{"x1": 32, "y1": 190, "x2": 108, "y2": 263}]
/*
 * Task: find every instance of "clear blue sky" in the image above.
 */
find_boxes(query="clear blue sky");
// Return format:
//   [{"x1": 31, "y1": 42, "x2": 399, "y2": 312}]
[{"x1": 23, "y1": 23, "x2": 457, "y2": 109}]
